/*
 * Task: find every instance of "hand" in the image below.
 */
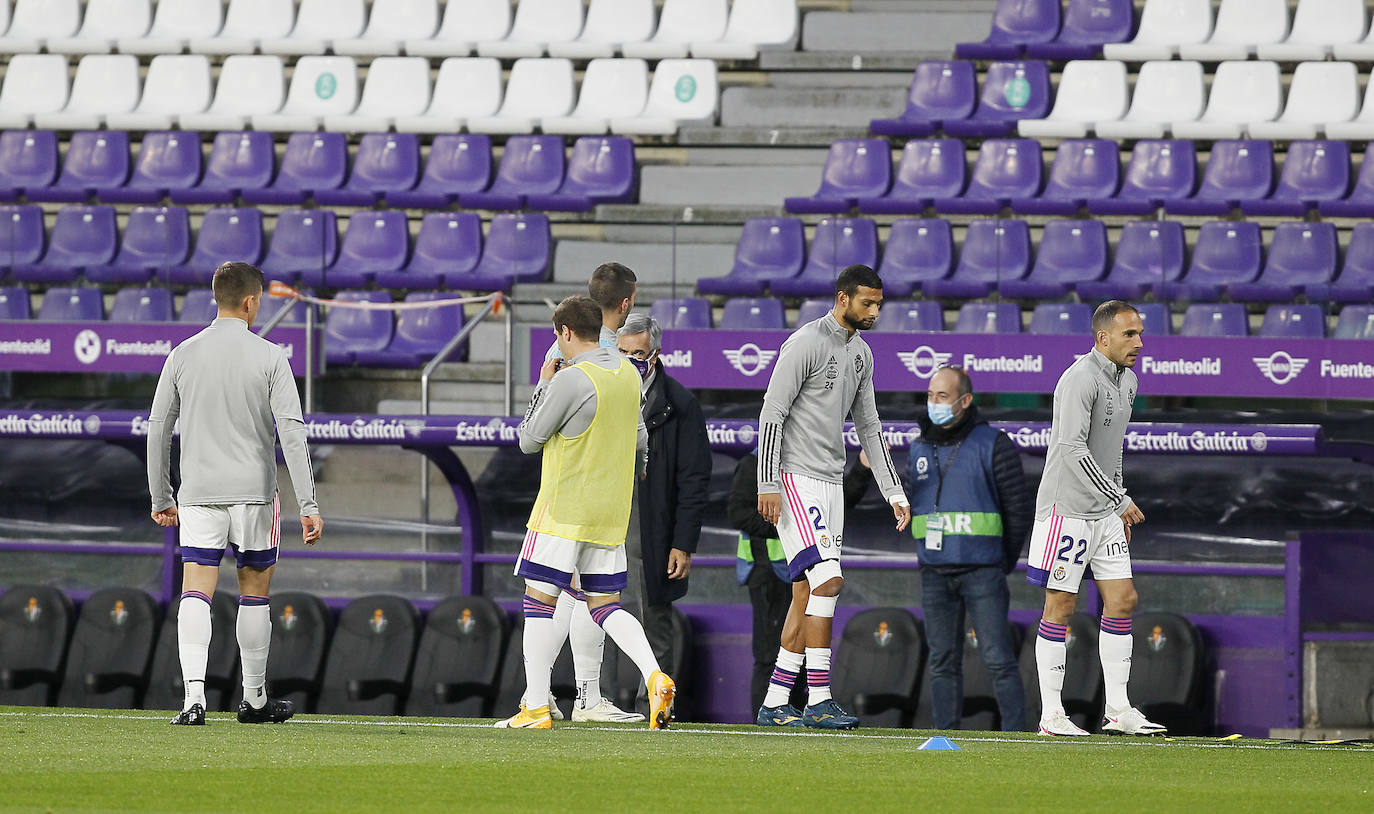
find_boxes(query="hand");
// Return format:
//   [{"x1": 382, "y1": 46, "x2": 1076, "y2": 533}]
[
  {"x1": 302, "y1": 515, "x2": 323, "y2": 545},
  {"x1": 539, "y1": 357, "x2": 562, "y2": 382},
  {"x1": 1123, "y1": 522, "x2": 1132, "y2": 544},
  {"x1": 893, "y1": 502, "x2": 911, "y2": 532},
  {"x1": 667, "y1": 548, "x2": 692, "y2": 580},
  {"x1": 151, "y1": 506, "x2": 179, "y2": 527},
  {"x1": 1120, "y1": 498, "x2": 1144, "y2": 526},
  {"x1": 758, "y1": 493, "x2": 781, "y2": 526}
]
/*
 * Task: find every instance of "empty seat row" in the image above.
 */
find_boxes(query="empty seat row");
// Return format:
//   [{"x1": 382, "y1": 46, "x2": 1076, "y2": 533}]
[
  {"x1": 0, "y1": 0, "x2": 795, "y2": 62},
  {"x1": 790, "y1": 137, "x2": 1374, "y2": 220},
  {"x1": 957, "y1": 0, "x2": 1134, "y2": 61},
  {"x1": 0, "y1": 130, "x2": 635, "y2": 213},
  {"x1": 0, "y1": 205, "x2": 550, "y2": 291},
  {"x1": 0, "y1": 54, "x2": 717, "y2": 136},
  {"x1": 871, "y1": 60, "x2": 1051, "y2": 139},
  {"x1": 1107, "y1": 0, "x2": 1374, "y2": 63},
  {"x1": 1023, "y1": 60, "x2": 1374, "y2": 142},
  {"x1": 697, "y1": 216, "x2": 1374, "y2": 304}
]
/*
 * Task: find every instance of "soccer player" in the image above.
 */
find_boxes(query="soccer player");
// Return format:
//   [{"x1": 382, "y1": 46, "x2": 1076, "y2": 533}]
[
  {"x1": 755, "y1": 264, "x2": 911, "y2": 729},
  {"x1": 498, "y1": 296, "x2": 674, "y2": 730},
  {"x1": 147, "y1": 261, "x2": 323, "y2": 726},
  {"x1": 1028, "y1": 300, "x2": 1165, "y2": 737}
]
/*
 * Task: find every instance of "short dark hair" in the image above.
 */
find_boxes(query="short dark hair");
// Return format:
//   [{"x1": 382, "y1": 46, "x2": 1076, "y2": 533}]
[
  {"x1": 588, "y1": 262, "x2": 638, "y2": 311},
  {"x1": 212, "y1": 261, "x2": 265, "y2": 310},
  {"x1": 553, "y1": 296, "x2": 604, "y2": 342},
  {"x1": 1092, "y1": 300, "x2": 1140, "y2": 336},
  {"x1": 836, "y1": 264, "x2": 883, "y2": 297},
  {"x1": 937, "y1": 364, "x2": 973, "y2": 398}
]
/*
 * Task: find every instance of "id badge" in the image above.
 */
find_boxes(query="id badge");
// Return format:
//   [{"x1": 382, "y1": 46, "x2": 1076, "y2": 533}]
[{"x1": 924, "y1": 514, "x2": 944, "y2": 551}]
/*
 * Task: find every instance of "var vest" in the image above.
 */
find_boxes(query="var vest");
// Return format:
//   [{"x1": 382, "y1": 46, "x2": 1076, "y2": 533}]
[
  {"x1": 527, "y1": 358, "x2": 640, "y2": 546},
  {"x1": 907, "y1": 422, "x2": 1005, "y2": 567}
]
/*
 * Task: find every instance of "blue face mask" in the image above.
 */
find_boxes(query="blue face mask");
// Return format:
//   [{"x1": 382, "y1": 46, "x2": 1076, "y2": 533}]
[{"x1": 928, "y1": 402, "x2": 958, "y2": 426}]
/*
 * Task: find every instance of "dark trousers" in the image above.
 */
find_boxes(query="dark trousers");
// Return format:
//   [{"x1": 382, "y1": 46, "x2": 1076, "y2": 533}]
[
  {"x1": 746, "y1": 566, "x2": 792, "y2": 711},
  {"x1": 921, "y1": 564, "x2": 1026, "y2": 731}
]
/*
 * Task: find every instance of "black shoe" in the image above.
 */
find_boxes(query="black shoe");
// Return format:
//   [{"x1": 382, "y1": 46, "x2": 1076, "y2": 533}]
[
  {"x1": 237, "y1": 697, "x2": 295, "y2": 724},
  {"x1": 170, "y1": 704, "x2": 206, "y2": 726}
]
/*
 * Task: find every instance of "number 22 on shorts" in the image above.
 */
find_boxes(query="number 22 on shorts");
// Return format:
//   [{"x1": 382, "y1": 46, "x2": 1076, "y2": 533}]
[{"x1": 1056, "y1": 535, "x2": 1087, "y2": 565}]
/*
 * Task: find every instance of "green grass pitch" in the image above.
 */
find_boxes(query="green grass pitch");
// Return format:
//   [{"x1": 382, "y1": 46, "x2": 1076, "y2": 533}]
[{"x1": 1, "y1": 707, "x2": 1370, "y2": 813}]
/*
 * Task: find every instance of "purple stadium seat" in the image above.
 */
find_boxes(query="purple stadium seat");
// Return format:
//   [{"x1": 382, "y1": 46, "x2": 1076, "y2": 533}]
[
  {"x1": 316, "y1": 133, "x2": 421, "y2": 208},
  {"x1": 953, "y1": 301, "x2": 1022, "y2": 333},
  {"x1": 1229, "y1": 222, "x2": 1337, "y2": 303},
  {"x1": 13, "y1": 205, "x2": 118, "y2": 284},
  {"x1": 388, "y1": 134, "x2": 492, "y2": 210},
  {"x1": 0, "y1": 205, "x2": 47, "y2": 277},
  {"x1": 374, "y1": 213, "x2": 481, "y2": 291},
  {"x1": 1318, "y1": 141, "x2": 1374, "y2": 218},
  {"x1": 326, "y1": 291, "x2": 394, "y2": 366},
  {"x1": 858, "y1": 138, "x2": 965, "y2": 216},
  {"x1": 956, "y1": 0, "x2": 1062, "y2": 60},
  {"x1": 1077, "y1": 220, "x2": 1184, "y2": 301},
  {"x1": 353, "y1": 292, "x2": 469, "y2": 368},
  {"x1": 102, "y1": 131, "x2": 204, "y2": 205},
  {"x1": 697, "y1": 217, "x2": 806, "y2": 296},
  {"x1": 446, "y1": 213, "x2": 550, "y2": 291},
  {"x1": 38, "y1": 287, "x2": 105, "y2": 321},
  {"x1": 1258, "y1": 304, "x2": 1326, "y2": 339},
  {"x1": 1164, "y1": 140, "x2": 1273, "y2": 216},
  {"x1": 1088, "y1": 140, "x2": 1196, "y2": 216},
  {"x1": 1133, "y1": 302, "x2": 1170, "y2": 336},
  {"x1": 719, "y1": 297, "x2": 785, "y2": 331},
  {"x1": 171, "y1": 131, "x2": 276, "y2": 206},
  {"x1": 306, "y1": 210, "x2": 410, "y2": 289},
  {"x1": 1242, "y1": 141, "x2": 1351, "y2": 217},
  {"x1": 178, "y1": 289, "x2": 217, "y2": 323},
  {"x1": 870, "y1": 61, "x2": 978, "y2": 138},
  {"x1": 1310, "y1": 222, "x2": 1374, "y2": 303},
  {"x1": 1025, "y1": 0, "x2": 1135, "y2": 60},
  {"x1": 770, "y1": 218, "x2": 879, "y2": 298},
  {"x1": 877, "y1": 218, "x2": 954, "y2": 298},
  {"x1": 1028, "y1": 302, "x2": 1092, "y2": 334},
  {"x1": 0, "y1": 130, "x2": 58, "y2": 201},
  {"x1": 1179, "y1": 303, "x2": 1247, "y2": 337},
  {"x1": 873, "y1": 299, "x2": 943, "y2": 332},
  {"x1": 795, "y1": 298, "x2": 832, "y2": 326},
  {"x1": 462, "y1": 135, "x2": 565, "y2": 211},
  {"x1": 786, "y1": 139, "x2": 892, "y2": 215},
  {"x1": 0, "y1": 287, "x2": 31, "y2": 319},
  {"x1": 1333, "y1": 305, "x2": 1374, "y2": 339},
  {"x1": 260, "y1": 209, "x2": 339, "y2": 285},
  {"x1": 241, "y1": 132, "x2": 347, "y2": 206},
  {"x1": 1001, "y1": 219, "x2": 1108, "y2": 299},
  {"x1": 944, "y1": 61, "x2": 1052, "y2": 139},
  {"x1": 1012, "y1": 138, "x2": 1120, "y2": 215},
  {"x1": 650, "y1": 297, "x2": 712, "y2": 330},
  {"x1": 163, "y1": 208, "x2": 265, "y2": 286},
  {"x1": 1159, "y1": 221, "x2": 1262, "y2": 302},
  {"x1": 110, "y1": 288, "x2": 175, "y2": 323},
  {"x1": 933, "y1": 139, "x2": 1042, "y2": 215},
  {"x1": 91, "y1": 206, "x2": 192, "y2": 285},
  {"x1": 924, "y1": 219, "x2": 1031, "y2": 299},
  {"x1": 28, "y1": 131, "x2": 130, "y2": 204},
  {"x1": 526, "y1": 136, "x2": 636, "y2": 212}
]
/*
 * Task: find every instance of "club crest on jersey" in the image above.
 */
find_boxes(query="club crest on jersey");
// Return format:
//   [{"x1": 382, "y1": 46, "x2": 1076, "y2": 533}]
[
  {"x1": 1149, "y1": 625, "x2": 1167, "y2": 652},
  {"x1": 24, "y1": 597, "x2": 41, "y2": 623},
  {"x1": 110, "y1": 600, "x2": 127, "y2": 626},
  {"x1": 874, "y1": 621, "x2": 892, "y2": 647},
  {"x1": 853, "y1": 355, "x2": 864, "y2": 374},
  {"x1": 279, "y1": 605, "x2": 298, "y2": 631},
  {"x1": 370, "y1": 608, "x2": 388, "y2": 635},
  {"x1": 458, "y1": 608, "x2": 475, "y2": 634}
]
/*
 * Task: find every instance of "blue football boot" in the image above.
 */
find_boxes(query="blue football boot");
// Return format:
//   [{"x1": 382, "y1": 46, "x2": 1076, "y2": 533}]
[
  {"x1": 756, "y1": 703, "x2": 805, "y2": 727},
  {"x1": 803, "y1": 699, "x2": 859, "y2": 730}
]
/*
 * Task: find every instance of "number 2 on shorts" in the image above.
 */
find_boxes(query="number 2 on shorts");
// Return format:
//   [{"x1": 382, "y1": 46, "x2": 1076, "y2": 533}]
[
  {"x1": 1056, "y1": 535, "x2": 1087, "y2": 565},
  {"x1": 808, "y1": 505, "x2": 827, "y2": 531}
]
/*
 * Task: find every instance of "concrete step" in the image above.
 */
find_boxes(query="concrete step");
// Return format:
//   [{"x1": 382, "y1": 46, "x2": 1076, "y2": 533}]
[
  {"x1": 553, "y1": 240, "x2": 736, "y2": 286},
  {"x1": 800, "y1": 10, "x2": 991, "y2": 54},
  {"x1": 719, "y1": 85, "x2": 908, "y2": 129},
  {"x1": 637, "y1": 164, "x2": 819, "y2": 207},
  {"x1": 677, "y1": 125, "x2": 871, "y2": 147}
]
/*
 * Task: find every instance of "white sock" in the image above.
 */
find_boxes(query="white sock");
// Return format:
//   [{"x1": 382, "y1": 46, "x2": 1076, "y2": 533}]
[
  {"x1": 1035, "y1": 619, "x2": 1069, "y2": 718},
  {"x1": 762, "y1": 648, "x2": 804, "y2": 708},
  {"x1": 804, "y1": 647, "x2": 832, "y2": 705},
  {"x1": 521, "y1": 595, "x2": 560, "y2": 710},
  {"x1": 178, "y1": 592, "x2": 212, "y2": 711},
  {"x1": 570, "y1": 597, "x2": 606, "y2": 709},
  {"x1": 1099, "y1": 616, "x2": 1135, "y2": 711},
  {"x1": 237, "y1": 596, "x2": 271, "y2": 709},
  {"x1": 589, "y1": 602, "x2": 659, "y2": 683}
]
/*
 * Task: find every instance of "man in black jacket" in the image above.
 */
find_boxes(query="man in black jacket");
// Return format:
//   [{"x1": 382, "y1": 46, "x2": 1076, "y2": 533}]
[{"x1": 617, "y1": 314, "x2": 712, "y2": 674}]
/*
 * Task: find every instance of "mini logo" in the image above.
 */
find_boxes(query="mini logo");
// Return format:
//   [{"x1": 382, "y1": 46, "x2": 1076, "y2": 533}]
[
  {"x1": 897, "y1": 345, "x2": 953, "y2": 379},
  {"x1": 1149, "y1": 625, "x2": 1167, "y2": 652},
  {"x1": 915, "y1": 456, "x2": 929, "y2": 476},
  {"x1": 737, "y1": 424, "x2": 757, "y2": 446},
  {"x1": 279, "y1": 605, "x2": 298, "y2": 631},
  {"x1": 1253, "y1": 351, "x2": 1309, "y2": 385},
  {"x1": 1053, "y1": 565, "x2": 1067, "y2": 581},
  {"x1": 74, "y1": 329, "x2": 102, "y2": 365},
  {"x1": 315, "y1": 72, "x2": 337, "y2": 100},
  {"x1": 674, "y1": 74, "x2": 697, "y2": 103},
  {"x1": 110, "y1": 600, "x2": 127, "y2": 626},
  {"x1": 83, "y1": 415, "x2": 101, "y2": 435},
  {"x1": 874, "y1": 621, "x2": 892, "y2": 647},
  {"x1": 966, "y1": 628, "x2": 979, "y2": 649},
  {"x1": 458, "y1": 608, "x2": 475, "y2": 634},
  {"x1": 369, "y1": 608, "x2": 388, "y2": 635},
  {"x1": 24, "y1": 597, "x2": 41, "y2": 623},
  {"x1": 1004, "y1": 75, "x2": 1032, "y2": 109},
  {"x1": 722, "y1": 343, "x2": 778, "y2": 377},
  {"x1": 1250, "y1": 432, "x2": 1268, "y2": 453}
]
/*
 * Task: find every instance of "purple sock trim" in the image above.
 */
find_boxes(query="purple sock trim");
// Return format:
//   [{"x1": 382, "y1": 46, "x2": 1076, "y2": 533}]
[
  {"x1": 768, "y1": 667, "x2": 798, "y2": 688},
  {"x1": 522, "y1": 596, "x2": 556, "y2": 619},
  {"x1": 567, "y1": 588, "x2": 587, "y2": 602},
  {"x1": 1038, "y1": 620, "x2": 1068, "y2": 642},
  {"x1": 1100, "y1": 616, "x2": 1133, "y2": 635},
  {"x1": 181, "y1": 590, "x2": 211, "y2": 606},
  {"x1": 589, "y1": 602, "x2": 622, "y2": 627},
  {"x1": 807, "y1": 670, "x2": 831, "y2": 687},
  {"x1": 238, "y1": 595, "x2": 270, "y2": 607}
]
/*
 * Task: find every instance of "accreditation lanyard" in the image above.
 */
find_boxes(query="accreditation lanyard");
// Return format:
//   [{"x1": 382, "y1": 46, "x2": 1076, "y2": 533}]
[{"x1": 925, "y1": 441, "x2": 963, "y2": 551}]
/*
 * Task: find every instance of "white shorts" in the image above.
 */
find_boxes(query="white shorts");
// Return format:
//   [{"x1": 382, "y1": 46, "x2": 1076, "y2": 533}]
[
  {"x1": 777, "y1": 471, "x2": 845, "y2": 582},
  {"x1": 179, "y1": 493, "x2": 280, "y2": 569},
  {"x1": 1026, "y1": 505, "x2": 1132, "y2": 593},
  {"x1": 515, "y1": 529, "x2": 628, "y2": 596}
]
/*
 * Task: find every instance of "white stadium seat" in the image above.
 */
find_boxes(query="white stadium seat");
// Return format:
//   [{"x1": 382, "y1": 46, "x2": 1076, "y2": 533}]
[
  {"x1": 547, "y1": 0, "x2": 656, "y2": 59},
  {"x1": 1171, "y1": 61, "x2": 1282, "y2": 141},
  {"x1": 542, "y1": 58, "x2": 649, "y2": 135},
  {"x1": 120, "y1": 0, "x2": 224, "y2": 55},
  {"x1": 323, "y1": 56, "x2": 432, "y2": 133},
  {"x1": 1104, "y1": 0, "x2": 1213, "y2": 61},
  {"x1": 467, "y1": 57, "x2": 574, "y2": 134},
  {"x1": 1179, "y1": 0, "x2": 1288, "y2": 62},
  {"x1": 1018, "y1": 60, "x2": 1129, "y2": 139},
  {"x1": 47, "y1": 0, "x2": 151, "y2": 55},
  {"x1": 393, "y1": 57, "x2": 503, "y2": 133},
  {"x1": 190, "y1": 0, "x2": 294, "y2": 55},
  {"x1": 259, "y1": 0, "x2": 365, "y2": 56},
  {"x1": 1325, "y1": 77, "x2": 1374, "y2": 141},
  {"x1": 610, "y1": 58, "x2": 718, "y2": 135},
  {"x1": 251, "y1": 55, "x2": 358, "y2": 132},
  {"x1": 1248, "y1": 61, "x2": 1359, "y2": 141},
  {"x1": 1095, "y1": 60, "x2": 1205, "y2": 141},
  {"x1": 334, "y1": 0, "x2": 438, "y2": 57},
  {"x1": 180, "y1": 55, "x2": 285, "y2": 131},
  {"x1": 622, "y1": 0, "x2": 726, "y2": 60},
  {"x1": 34, "y1": 54, "x2": 141, "y2": 130},
  {"x1": 691, "y1": 0, "x2": 798, "y2": 60},
  {"x1": 1256, "y1": 0, "x2": 1365, "y2": 62},
  {"x1": 403, "y1": 0, "x2": 510, "y2": 57},
  {"x1": 0, "y1": 54, "x2": 70, "y2": 129},
  {"x1": 107, "y1": 54, "x2": 213, "y2": 131},
  {"x1": 476, "y1": 0, "x2": 583, "y2": 59},
  {"x1": 0, "y1": 0, "x2": 83, "y2": 55}
]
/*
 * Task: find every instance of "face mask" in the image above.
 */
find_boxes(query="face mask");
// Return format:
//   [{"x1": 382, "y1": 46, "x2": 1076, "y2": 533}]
[
  {"x1": 626, "y1": 356, "x2": 651, "y2": 379},
  {"x1": 928, "y1": 402, "x2": 957, "y2": 426}
]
